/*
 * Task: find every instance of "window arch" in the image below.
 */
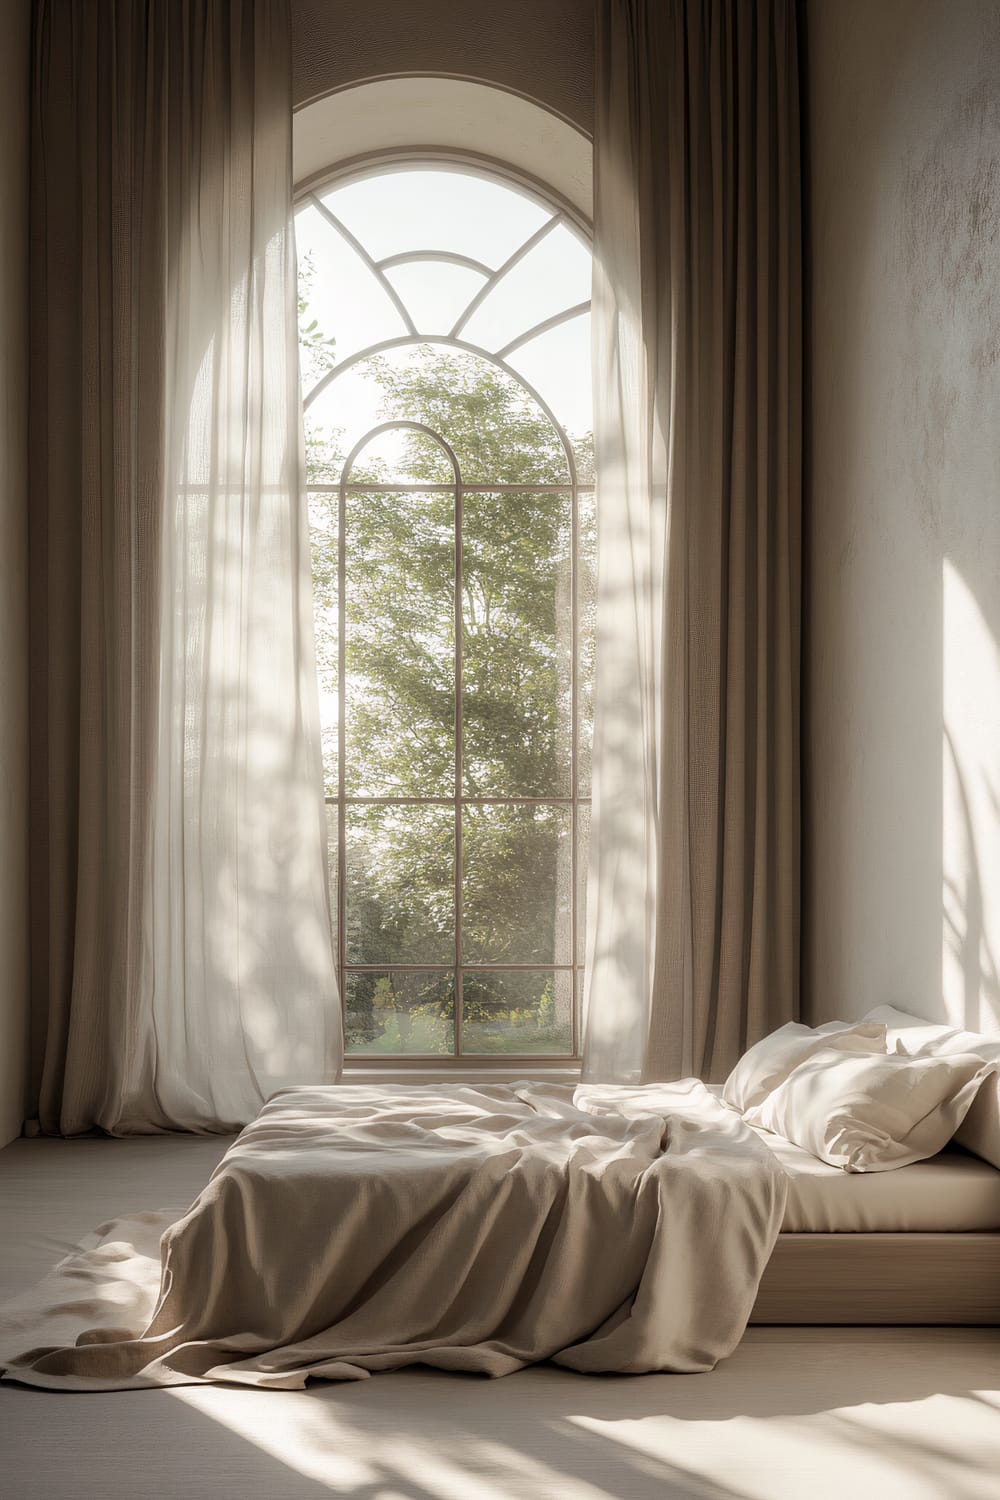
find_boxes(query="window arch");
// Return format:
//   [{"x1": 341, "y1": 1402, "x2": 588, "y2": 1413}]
[{"x1": 296, "y1": 151, "x2": 594, "y2": 1060}]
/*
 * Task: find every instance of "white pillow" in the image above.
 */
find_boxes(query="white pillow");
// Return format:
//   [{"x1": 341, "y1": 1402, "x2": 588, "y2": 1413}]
[
  {"x1": 722, "y1": 1020, "x2": 888, "y2": 1112},
  {"x1": 864, "y1": 1005, "x2": 1000, "y2": 1170},
  {"x1": 862, "y1": 1004, "x2": 965, "y2": 1056},
  {"x1": 745, "y1": 1046, "x2": 998, "y2": 1173}
]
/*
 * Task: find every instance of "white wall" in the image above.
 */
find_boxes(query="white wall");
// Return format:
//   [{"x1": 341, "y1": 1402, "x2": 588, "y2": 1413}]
[
  {"x1": 290, "y1": 0, "x2": 594, "y2": 132},
  {"x1": 805, "y1": 0, "x2": 1000, "y2": 1034},
  {"x1": 293, "y1": 77, "x2": 592, "y2": 219},
  {"x1": 0, "y1": 0, "x2": 30, "y2": 1145}
]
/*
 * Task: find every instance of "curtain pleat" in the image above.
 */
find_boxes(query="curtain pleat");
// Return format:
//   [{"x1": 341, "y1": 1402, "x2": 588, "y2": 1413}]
[
  {"x1": 29, "y1": 0, "x2": 341, "y2": 1134},
  {"x1": 583, "y1": 0, "x2": 802, "y2": 1083}
]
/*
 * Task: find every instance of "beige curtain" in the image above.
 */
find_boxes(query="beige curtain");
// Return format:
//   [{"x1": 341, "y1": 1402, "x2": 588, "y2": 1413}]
[
  {"x1": 29, "y1": 0, "x2": 340, "y2": 1134},
  {"x1": 583, "y1": 0, "x2": 802, "y2": 1083}
]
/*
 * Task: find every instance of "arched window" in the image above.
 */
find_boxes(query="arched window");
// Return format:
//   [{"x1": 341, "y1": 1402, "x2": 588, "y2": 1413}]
[{"x1": 296, "y1": 156, "x2": 594, "y2": 1059}]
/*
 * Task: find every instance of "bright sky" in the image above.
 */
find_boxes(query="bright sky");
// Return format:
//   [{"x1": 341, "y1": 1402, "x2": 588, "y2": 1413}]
[{"x1": 294, "y1": 167, "x2": 593, "y2": 468}]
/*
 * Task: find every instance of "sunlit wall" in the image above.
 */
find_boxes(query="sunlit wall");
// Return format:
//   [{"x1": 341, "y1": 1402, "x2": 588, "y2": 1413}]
[{"x1": 805, "y1": 0, "x2": 1000, "y2": 1034}]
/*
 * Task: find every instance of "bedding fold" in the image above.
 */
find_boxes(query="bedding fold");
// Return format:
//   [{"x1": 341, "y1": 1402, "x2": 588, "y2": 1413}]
[{"x1": 0, "y1": 1081, "x2": 786, "y2": 1389}]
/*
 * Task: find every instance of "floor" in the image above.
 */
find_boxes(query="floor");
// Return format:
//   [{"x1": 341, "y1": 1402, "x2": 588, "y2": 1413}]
[{"x1": 1, "y1": 1137, "x2": 999, "y2": 1500}]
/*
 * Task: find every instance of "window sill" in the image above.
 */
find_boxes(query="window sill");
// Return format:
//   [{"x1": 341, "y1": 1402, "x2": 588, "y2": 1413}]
[{"x1": 341, "y1": 1061, "x2": 582, "y2": 1086}]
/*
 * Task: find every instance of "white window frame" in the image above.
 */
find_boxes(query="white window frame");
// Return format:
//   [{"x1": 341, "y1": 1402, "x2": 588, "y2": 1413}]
[{"x1": 298, "y1": 149, "x2": 594, "y2": 1067}]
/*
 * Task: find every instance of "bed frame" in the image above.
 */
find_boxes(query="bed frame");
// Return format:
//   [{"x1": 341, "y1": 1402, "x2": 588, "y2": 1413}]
[{"x1": 750, "y1": 1232, "x2": 1000, "y2": 1324}]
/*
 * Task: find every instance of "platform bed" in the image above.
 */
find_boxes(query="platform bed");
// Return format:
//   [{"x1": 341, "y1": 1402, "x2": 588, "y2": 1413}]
[
  {"x1": 752, "y1": 1231, "x2": 1000, "y2": 1325},
  {"x1": 747, "y1": 1117, "x2": 1000, "y2": 1325},
  {"x1": 750, "y1": 1135, "x2": 1000, "y2": 1325},
  {"x1": 718, "y1": 1004, "x2": 1000, "y2": 1327},
  {"x1": 3, "y1": 1064, "x2": 1000, "y2": 1392},
  {"x1": 747, "y1": 1105, "x2": 1000, "y2": 1326}
]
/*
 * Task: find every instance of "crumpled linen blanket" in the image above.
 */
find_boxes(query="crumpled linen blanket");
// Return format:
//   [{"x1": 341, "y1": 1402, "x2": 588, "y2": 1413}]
[{"x1": 0, "y1": 1079, "x2": 786, "y2": 1390}]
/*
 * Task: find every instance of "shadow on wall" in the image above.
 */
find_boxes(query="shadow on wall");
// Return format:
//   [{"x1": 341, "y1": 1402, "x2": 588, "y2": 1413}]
[{"x1": 943, "y1": 578, "x2": 1000, "y2": 1037}]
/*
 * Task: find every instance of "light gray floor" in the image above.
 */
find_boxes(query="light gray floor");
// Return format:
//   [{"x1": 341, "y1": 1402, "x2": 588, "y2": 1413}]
[{"x1": 2, "y1": 1135, "x2": 1000, "y2": 1500}]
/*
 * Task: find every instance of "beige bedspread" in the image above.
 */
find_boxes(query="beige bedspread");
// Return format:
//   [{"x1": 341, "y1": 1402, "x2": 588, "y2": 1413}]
[{"x1": 0, "y1": 1080, "x2": 786, "y2": 1390}]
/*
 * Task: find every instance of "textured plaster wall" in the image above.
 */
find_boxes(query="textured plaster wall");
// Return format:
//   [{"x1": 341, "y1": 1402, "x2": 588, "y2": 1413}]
[
  {"x1": 290, "y1": 0, "x2": 594, "y2": 133},
  {"x1": 805, "y1": 0, "x2": 1000, "y2": 1033},
  {"x1": 0, "y1": 0, "x2": 30, "y2": 1144}
]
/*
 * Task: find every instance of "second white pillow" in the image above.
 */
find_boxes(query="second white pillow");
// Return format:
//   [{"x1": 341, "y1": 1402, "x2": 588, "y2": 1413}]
[
  {"x1": 722, "y1": 1020, "x2": 887, "y2": 1112},
  {"x1": 745, "y1": 1047, "x2": 998, "y2": 1172},
  {"x1": 863, "y1": 1005, "x2": 1000, "y2": 1171}
]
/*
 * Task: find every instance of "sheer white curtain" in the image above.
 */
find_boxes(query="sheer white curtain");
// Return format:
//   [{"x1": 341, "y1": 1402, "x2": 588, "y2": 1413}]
[
  {"x1": 135, "y1": 4, "x2": 341, "y2": 1130},
  {"x1": 30, "y1": 0, "x2": 340, "y2": 1134},
  {"x1": 583, "y1": 0, "x2": 802, "y2": 1084}
]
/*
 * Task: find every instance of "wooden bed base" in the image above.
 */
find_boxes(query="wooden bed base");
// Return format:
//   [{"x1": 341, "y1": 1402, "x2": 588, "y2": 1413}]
[{"x1": 750, "y1": 1232, "x2": 1000, "y2": 1324}]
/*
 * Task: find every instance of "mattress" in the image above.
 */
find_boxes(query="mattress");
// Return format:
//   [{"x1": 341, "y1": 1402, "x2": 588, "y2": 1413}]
[{"x1": 754, "y1": 1128, "x2": 1000, "y2": 1232}]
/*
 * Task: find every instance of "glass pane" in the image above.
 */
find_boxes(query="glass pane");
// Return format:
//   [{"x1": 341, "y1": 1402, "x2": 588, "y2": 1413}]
[
  {"x1": 383, "y1": 261, "x2": 489, "y2": 336},
  {"x1": 460, "y1": 971, "x2": 572, "y2": 1056},
  {"x1": 304, "y1": 404, "x2": 344, "y2": 486},
  {"x1": 320, "y1": 171, "x2": 549, "y2": 269},
  {"x1": 462, "y1": 804, "x2": 572, "y2": 964},
  {"x1": 573, "y1": 438, "x2": 595, "y2": 486},
  {"x1": 576, "y1": 803, "x2": 590, "y2": 967},
  {"x1": 345, "y1": 970, "x2": 454, "y2": 1056},
  {"x1": 325, "y1": 800, "x2": 339, "y2": 961},
  {"x1": 344, "y1": 484, "x2": 454, "y2": 795},
  {"x1": 309, "y1": 493, "x2": 339, "y2": 792},
  {"x1": 507, "y1": 312, "x2": 592, "y2": 462},
  {"x1": 304, "y1": 361, "x2": 380, "y2": 484},
  {"x1": 577, "y1": 485, "x2": 597, "y2": 796},
  {"x1": 295, "y1": 201, "x2": 409, "y2": 378},
  {"x1": 345, "y1": 804, "x2": 455, "y2": 964},
  {"x1": 462, "y1": 224, "x2": 591, "y2": 354},
  {"x1": 344, "y1": 425, "x2": 455, "y2": 486},
  {"x1": 463, "y1": 490, "x2": 572, "y2": 796}
]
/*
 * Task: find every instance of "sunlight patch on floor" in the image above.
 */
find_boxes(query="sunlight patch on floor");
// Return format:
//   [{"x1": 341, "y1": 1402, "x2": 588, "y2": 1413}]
[{"x1": 569, "y1": 1392, "x2": 1000, "y2": 1500}]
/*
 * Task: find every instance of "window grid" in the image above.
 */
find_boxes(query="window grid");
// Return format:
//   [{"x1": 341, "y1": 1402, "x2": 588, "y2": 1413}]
[
  {"x1": 319, "y1": 462, "x2": 590, "y2": 1063},
  {"x1": 301, "y1": 158, "x2": 592, "y2": 1062}
]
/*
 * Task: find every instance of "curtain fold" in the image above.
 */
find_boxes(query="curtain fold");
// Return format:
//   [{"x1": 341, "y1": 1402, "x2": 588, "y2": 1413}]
[
  {"x1": 583, "y1": 0, "x2": 802, "y2": 1083},
  {"x1": 29, "y1": 0, "x2": 341, "y2": 1134}
]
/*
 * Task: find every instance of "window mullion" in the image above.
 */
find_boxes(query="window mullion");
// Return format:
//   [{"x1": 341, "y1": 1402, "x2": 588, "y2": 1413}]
[
  {"x1": 337, "y1": 473, "x2": 347, "y2": 1027},
  {"x1": 571, "y1": 478, "x2": 580, "y2": 1058},
  {"x1": 454, "y1": 474, "x2": 464, "y2": 1059}
]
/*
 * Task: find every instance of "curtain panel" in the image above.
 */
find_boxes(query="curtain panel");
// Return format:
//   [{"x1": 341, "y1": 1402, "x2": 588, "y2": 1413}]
[
  {"x1": 28, "y1": 0, "x2": 340, "y2": 1134},
  {"x1": 584, "y1": 0, "x2": 802, "y2": 1083}
]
